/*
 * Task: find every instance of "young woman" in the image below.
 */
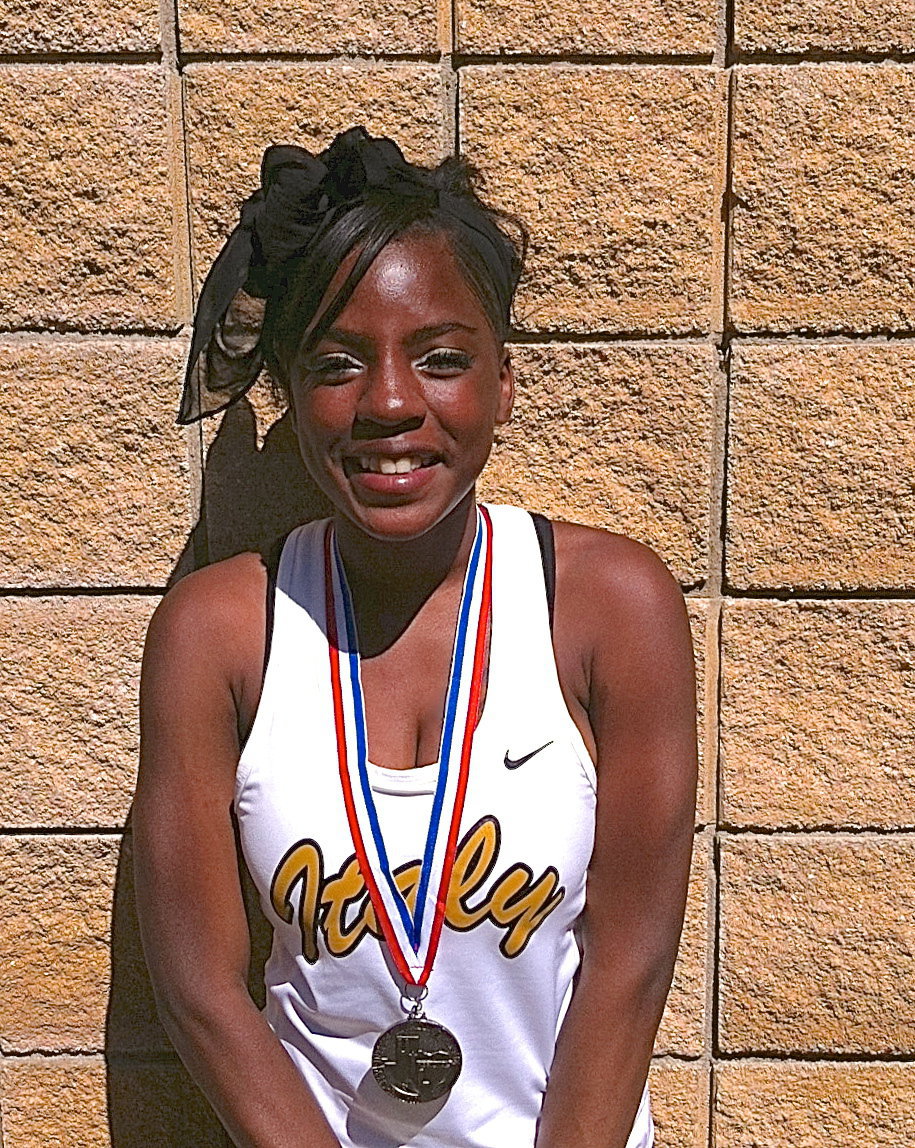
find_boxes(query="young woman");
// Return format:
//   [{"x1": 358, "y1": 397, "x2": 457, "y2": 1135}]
[{"x1": 133, "y1": 127, "x2": 697, "y2": 1148}]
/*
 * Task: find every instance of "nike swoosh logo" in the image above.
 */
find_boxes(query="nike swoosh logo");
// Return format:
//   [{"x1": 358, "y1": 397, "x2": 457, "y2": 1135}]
[{"x1": 504, "y1": 741, "x2": 553, "y2": 770}]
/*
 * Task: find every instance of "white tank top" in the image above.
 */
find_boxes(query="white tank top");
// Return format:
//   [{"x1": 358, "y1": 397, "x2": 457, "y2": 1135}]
[{"x1": 235, "y1": 503, "x2": 655, "y2": 1148}]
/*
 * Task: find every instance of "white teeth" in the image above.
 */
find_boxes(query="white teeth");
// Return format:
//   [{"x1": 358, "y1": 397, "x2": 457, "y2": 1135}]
[{"x1": 357, "y1": 455, "x2": 428, "y2": 474}]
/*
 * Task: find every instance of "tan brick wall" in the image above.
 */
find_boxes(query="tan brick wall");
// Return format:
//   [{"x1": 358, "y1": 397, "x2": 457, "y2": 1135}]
[{"x1": 1, "y1": 0, "x2": 912, "y2": 1141}]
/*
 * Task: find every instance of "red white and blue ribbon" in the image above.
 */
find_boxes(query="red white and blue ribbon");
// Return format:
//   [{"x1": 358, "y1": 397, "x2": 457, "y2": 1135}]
[{"x1": 324, "y1": 507, "x2": 493, "y2": 985}]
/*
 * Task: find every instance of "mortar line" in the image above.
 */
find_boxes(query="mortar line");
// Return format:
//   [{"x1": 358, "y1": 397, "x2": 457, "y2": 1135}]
[
  {"x1": 719, "y1": 70, "x2": 736, "y2": 339},
  {"x1": 721, "y1": 585, "x2": 915, "y2": 601},
  {"x1": 7, "y1": 584, "x2": 915, "y2": 601},
  {"x1": 508, "y1": 330, "x2": 717, "y2": 344},
  {"x1": 449, "y1": 65, "x2": 460, "y2": 156},
  {"x1": 709, "y1": 603, "x2": 724, "y2": 1144},
  {"x1": 0, "y1": 51, "x2": 161, "y2": 65},
  {"x1": 0, "y1": 323, "x2": 186, "y2": 338},
  {"x1": 714, "y1": 1050, "x2": 915, "y2": 1063},
  {"x1": 733, "y1": 49, "x2": 915, "y2": 66},
  {"x1": 159, "y1": 0, "x2": 204, "y2": 573},
  {"x1": 711, "y1": 832, "x2": 723, "y2": 1057},
  {"x1": 0, "y1": 827, "x2": 127, "y2": 837},
  {"x1": 178, "y1": 50, "x2": 443, "y2": 66},
  {"x1": 0, "y1": 587, "x2": 166, "y2": 598},
  {"x1": 701, "y1": 818, "x2": 717, "y2": 1081},
  {"x1": 167, "y1": 0, "x2": 210, "y2": 568},
  {"x1": 723, "y1": 0, "x2": 736, "y2": 67},
  {"x1": 2, "y1": 47, "x2": 910, "y2": 66},
  {"x1": 5, "y1": 325, "x2": 915, "y2": 345},
  {"x1": 453, "y1": 52, "x2": 716, "y2": 67},
  {"x1": 8, "y1": 1045, "x2": 914, "y2": 1065},
  {"x1": 724, "y1": 328, "x2": 915, "y2": 343},
  {"x1": 712, "y1": 604, "x2": 725, "y2": 827},
  {"x1": 706, "y1": 343, "x2": 728, "y2": 600},
  {"x1": 712, "y1": 60, "x2": 736, "y2": 676},
  {"x1": 709, "y1": 0, "x2": 729, "y2": 1034},
  {"x1": 439, "y1": 0, "x2": 458, "y2": 158},
  {"x1": 173, "y1": 50, "x2": 720, "y2": 66},
  {"x1": 719, "y1": 825, "x2": 915, "y2": 837}
]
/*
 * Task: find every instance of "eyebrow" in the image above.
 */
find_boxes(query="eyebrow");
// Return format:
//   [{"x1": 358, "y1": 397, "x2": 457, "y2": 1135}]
[{"x1": 320, "y1": 321, "x2": 478, "y2": 351}]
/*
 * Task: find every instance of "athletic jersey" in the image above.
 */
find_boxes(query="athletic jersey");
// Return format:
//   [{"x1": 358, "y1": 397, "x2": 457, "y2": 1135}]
[{"x1": 235, "y1": 503, "x2": 655, "y2": 1148}]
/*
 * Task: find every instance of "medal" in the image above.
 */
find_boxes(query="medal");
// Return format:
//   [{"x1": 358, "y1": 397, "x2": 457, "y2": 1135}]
[
  {"x1": 371, "y1": 1009, "x2": 463, "y2": 1103},
  {"x1": 324, "y1": 507, "x2": 493, "y2": 1102}
]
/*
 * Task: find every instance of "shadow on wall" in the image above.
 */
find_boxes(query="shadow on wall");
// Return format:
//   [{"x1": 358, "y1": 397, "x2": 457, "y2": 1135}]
[{"x1": 105, "y1": 398, "x2": 331, "y2": 1145}]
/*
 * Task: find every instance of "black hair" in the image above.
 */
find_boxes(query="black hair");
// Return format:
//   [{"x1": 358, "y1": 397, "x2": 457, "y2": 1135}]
[
  {"x1": 259, "y1": 156, "x2": 527, "y2": 395},
  {"x1": 179, "y1": 130, "x2": 528, "y2": 424}
]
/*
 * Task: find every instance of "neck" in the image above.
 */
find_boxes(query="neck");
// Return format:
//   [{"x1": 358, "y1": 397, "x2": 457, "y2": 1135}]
[{"x1": 333, "y1": 493, "x2": 479, "y2": 654}]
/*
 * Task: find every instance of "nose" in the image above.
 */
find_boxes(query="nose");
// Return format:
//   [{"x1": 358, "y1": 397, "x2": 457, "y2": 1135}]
[{"x1": 353, "y1": 351, "x2": 425, "y2": 435}]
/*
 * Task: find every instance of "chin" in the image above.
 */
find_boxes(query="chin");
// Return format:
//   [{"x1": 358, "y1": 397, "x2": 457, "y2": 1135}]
[
  {"x1": 334, "y1": 486, "x2": 479, "y2": 544},
  {"x1": 343, "y1": 503, "x2": 455, "y2": 542}
]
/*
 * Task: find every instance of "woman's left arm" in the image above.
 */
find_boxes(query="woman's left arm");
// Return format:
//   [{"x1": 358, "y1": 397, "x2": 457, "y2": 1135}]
[{"x1": 536, "y1": 530, "x2": 698, "y2": 1148}]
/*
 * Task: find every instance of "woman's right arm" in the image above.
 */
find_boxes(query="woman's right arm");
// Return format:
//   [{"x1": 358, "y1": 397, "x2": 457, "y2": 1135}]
[{"x1": 133, "y1": 561, "x2": 340, "y2": 1148}]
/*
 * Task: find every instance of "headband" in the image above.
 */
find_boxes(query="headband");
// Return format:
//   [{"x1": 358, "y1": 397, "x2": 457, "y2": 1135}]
[{"x1": 178, "y1": 126, "x2": 518, "y2": 424}]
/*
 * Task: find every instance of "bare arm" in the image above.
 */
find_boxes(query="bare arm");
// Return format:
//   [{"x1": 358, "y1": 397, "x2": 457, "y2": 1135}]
[
  {"x1": 536, "y1": 532, "x2": 698, "y2": 1148},
  {"x1": 133, "y1": 559, "x2": 340, "y2": 1148}
]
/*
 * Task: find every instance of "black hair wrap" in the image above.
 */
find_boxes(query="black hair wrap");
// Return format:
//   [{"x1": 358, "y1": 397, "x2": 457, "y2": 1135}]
[{"x1": 178, "y1": 126, "x2": 519, "y2": 425}]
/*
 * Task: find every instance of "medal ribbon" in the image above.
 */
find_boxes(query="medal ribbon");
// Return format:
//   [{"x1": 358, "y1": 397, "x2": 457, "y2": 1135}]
[{"x1": 324, "y1": 506, "x2": 493, "y2": 985}]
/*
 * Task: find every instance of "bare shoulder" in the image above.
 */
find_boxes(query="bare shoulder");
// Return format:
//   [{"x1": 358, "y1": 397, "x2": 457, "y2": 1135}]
[
  {"x1": 147, "y1": 552, "x2": 268, "y2": 657},
  {"x1": 551, "y1": 520, "x2": 686, "y2": 632},
  {"x1": 144, "y1": 552, "x2": 270, "y2": 723}
]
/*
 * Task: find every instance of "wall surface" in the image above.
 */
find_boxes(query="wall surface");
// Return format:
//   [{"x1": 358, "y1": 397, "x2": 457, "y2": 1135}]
[{"x1": 0, "y1": 0, "x2": 914, "y2": 1143}]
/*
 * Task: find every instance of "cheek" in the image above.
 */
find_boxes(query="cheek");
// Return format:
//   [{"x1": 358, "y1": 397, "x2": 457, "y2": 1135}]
[{"x1": 293, "y1": 389, "x2": 350, "y2": 450}]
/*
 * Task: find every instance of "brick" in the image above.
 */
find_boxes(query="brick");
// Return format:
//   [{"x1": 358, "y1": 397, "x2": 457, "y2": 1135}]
[
  {"x1": 726, "y1": 343, "x2": 915, "y2": 590},
  {"x1": 460, "y1": 67, "x2": 726, "y2": 335},
  {"x1": 735, "y1": 0, "x2": 915, "y2": 55},
  {"x1": 0, "y1": 338, "x2": 192, "y2": 587},
  {"x1": 655, "y1": 831, "x2": 711, "y2": 1056},
  {"x1": 179, "y1": 0, "x2": 438, "y2": 54},
  {"x1": 458, "y1": 0, "x2": 716, "y2": 55},
  {"x1": 730, "y1": 66, "x2": 915, "y2": 333},
  {"x1": 1, "y1": 1056, "x2": 227, "y2": 1146},
  {"x1": 715, "y1": 1061, "x2": 915, "y2": 1147},
  {"x1": 0, "y1": 597, "x2": 155, "y2": 829},
  {"x1": 719, "y1": 836, "x2": 915, "y2": 1054},
  {"x1": 0, "y1": 0, "x2": 158, "y2": 52},
  {"x1": 185, "y1": 63, "x2": 446, "y2": 276},
  {"x1": 0, "y1": 835, "x2": 168, "y2": 1053},
  {"x1": 0, "y1": 65, "x2": 177, "y2": 330},
  {"x1": 479, "y1": 343, "x2": 715, "y2": 583},
  {"x1": 722, "y1": 601, "x2": 915, "y2": 829},
  {"x1": 649, "y1": 1060, "x2": 709, "y2": 1148},
  {"x1": 0, "y1": 836, "x2": 117, "y2": 1050}
]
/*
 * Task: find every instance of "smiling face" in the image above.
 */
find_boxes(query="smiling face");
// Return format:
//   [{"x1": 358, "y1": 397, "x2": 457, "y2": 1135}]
[{"x1": 286, "y1": 229, "x2": 514, "y2": 542}]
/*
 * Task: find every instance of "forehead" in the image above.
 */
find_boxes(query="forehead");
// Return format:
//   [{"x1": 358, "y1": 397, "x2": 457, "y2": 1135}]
[{"x1": 326, "y1": 230, "x2": 490, "y2": 336}]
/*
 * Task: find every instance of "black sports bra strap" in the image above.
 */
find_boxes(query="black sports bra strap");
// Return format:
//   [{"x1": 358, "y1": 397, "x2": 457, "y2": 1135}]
[
  {"x1": 261, "y1": 531, "x2": 288, "y2": 685},
  {"x1": 530, "y1": 512, "x2": 556, "y2": 633}
]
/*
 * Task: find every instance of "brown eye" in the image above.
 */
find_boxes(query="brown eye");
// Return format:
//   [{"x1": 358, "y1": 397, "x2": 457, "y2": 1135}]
[
  {"x1": 418, "y1": 349, "x2": 473, "y2": 375},
  {"x1": 305, "y1": 353, "x2": 363, "y2": 381}
]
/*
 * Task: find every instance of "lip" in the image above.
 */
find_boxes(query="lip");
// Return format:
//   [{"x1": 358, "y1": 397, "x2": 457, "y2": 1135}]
[
  {"x1": 348, "y1": 460, "x2": 441, "y2": 498},
  {"x1": 342, "y1": 444, "x2": 443, "y2": 469}
]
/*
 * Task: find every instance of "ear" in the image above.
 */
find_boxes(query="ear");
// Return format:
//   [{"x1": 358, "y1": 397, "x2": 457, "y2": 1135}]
[{"x1": 495, "y1": 348, "x2": 514, "y2": 426}]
